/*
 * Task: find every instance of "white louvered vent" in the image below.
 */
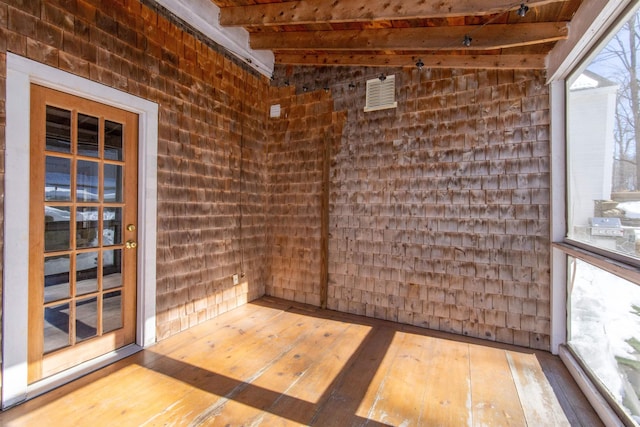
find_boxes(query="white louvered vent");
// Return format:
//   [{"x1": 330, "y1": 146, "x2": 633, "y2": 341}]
[{"x1": 364, "y1": 75, "x2": 397, "y2": 112}]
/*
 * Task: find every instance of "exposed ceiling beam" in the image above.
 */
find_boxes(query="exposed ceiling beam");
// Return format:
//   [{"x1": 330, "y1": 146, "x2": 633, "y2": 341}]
[
  {"x1": 274, "y1": 53, "x2": 547, "y2": 69},
  {"x1": 250, "y1": 23, "x2": 569, "y2": 51},
  {"x1": 220, "y1": 0, "x2": 569, "y2": 27}
]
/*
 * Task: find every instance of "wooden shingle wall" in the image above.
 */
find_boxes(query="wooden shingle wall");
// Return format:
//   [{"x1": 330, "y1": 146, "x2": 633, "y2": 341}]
[
  {"x1": 266, "y1": 86, "x2": 339, "y2": 306},
  {"x1": 0, "y1": 0, "x2": 552, "y2": 357},
  {"x1": 0, "y1": 0, "x2": 270, "y2": 342},
  {"x1": 271, "y1": 67, "x2": 552, "y2": 350}
]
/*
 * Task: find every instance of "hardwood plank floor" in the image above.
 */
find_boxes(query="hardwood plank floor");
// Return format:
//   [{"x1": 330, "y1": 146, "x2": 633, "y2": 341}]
[{"x1": 0, "y1": 297, "x2": 603, "y2": 426}]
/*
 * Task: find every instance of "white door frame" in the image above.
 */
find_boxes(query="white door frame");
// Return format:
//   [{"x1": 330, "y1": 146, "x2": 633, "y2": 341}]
[{"x1": 2, "y1": 53, "x2": 158, "y2": 408}]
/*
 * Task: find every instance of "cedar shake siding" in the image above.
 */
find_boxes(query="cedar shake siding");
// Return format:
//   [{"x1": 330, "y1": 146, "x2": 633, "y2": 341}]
[
  {"x1": 0, "y1": 0, "x2": 552, "y2": 372},
  {"x1": 269, "y1": 67, "x2": 551, "y2": 350},
  {"x1": 0, "y1": 0, "x2": 270, "y2": 342}
]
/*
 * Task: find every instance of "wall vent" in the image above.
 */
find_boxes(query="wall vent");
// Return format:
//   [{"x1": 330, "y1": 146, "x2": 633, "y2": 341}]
[
  {"x1": 364, "y1": 74, "x2": 397, "y2": 112},
  {"x1": 270, "y1": 104, "x2": 281, "y2": 118}
]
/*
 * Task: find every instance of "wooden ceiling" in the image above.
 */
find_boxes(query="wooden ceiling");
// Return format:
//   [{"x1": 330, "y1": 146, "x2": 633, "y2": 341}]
[{"x1": 210, "y1": 0, "x2": 583, "y2": 69}]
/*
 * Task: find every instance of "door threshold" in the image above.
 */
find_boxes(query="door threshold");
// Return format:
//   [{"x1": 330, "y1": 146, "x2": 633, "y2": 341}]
[{"x1": 24, "y1": 344, "x2": 143, "y2": 405}]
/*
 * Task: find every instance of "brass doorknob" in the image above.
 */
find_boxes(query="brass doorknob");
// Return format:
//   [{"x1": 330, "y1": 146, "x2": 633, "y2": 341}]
[
  {"x1": 127, "y1": 224, "x2": 136, "y2": 232},
  {"x1": 125, "y1": 240, "x2": 137, "y2": 249}
]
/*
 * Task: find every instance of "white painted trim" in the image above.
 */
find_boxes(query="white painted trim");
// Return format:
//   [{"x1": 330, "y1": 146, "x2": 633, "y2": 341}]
[
  {"x1": 559, "y1": 346, "x2": 624, "y2": 426},
  {"x1": 549, "y1": 80, "x2": 567, "y2": 355},
  {"x1": 136, "y1": 111, "x2": 158, "y2": 348},
  {"x1": 154, "y1": 0, "x2": 274, "y2": 78},
  {"x1": 2, "y1": 53, "x2": 158, "y2": 408},
  {"x1": 2, "y1": 61, "x2": 32, "y2": 409},
  {"x1": 547, "y1": 0, "x2": 636, "y2": 83}
]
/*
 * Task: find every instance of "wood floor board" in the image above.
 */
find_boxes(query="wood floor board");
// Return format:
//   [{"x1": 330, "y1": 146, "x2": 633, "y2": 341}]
[
  {"x1": 64, "y1": 366, "x2": 199, "y2": 427},
  {"x1": 189, "y1": 316, "x2": 360, "y2": 426},
  {"x1": 419, "y1": 338, "x2": 472, "y2": 426},
  {"x1": 507, "y1": 350, "x2": 572, "y2": 427},
  {"x1": 360, "y1": 332, "x2": 432, "y2": 426},
  {"x1": 535, "y1": 354, "x2": 605, "y2": 427},
  {"x1": 469, "y1": 345, "x2": 527, "y2": 426},
  {"x1": 247, "y1": 323, "x2": 372, "y2": 426},
  {"x1": 308, "y1": 325, "x2": 399, "y2": 426},
  {"x1": 0, "y1": 297, "x2": 603, "y2": 427},
  {"x1": 4, "y1": 363, "x2": 196, "y2": 426},
  {"x1": 145, "y1": 312, "x2": 327, "y2": 412},
  {"x1": 140, "y1": 302, "x2": 288, "y2": 366}
]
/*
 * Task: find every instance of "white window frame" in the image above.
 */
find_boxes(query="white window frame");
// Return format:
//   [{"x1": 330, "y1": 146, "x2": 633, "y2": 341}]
[
  {"x1": 2, "y1": 53, "x2": 158, "y2": 408},
  {"x1": 548, "y1": 1, "x2": 640, "y2": 424}
]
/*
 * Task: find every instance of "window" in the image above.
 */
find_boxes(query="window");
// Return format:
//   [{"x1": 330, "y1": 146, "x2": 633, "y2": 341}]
[
  {"x1": 567, "y1": 8, "x2": 640, "y2": 261},
  {"x1": 567, "y1": 257, "x2": 640, "y2": 422},
  {"x1": 565, "y1": 5, "x2": 640, "y2": 424}
]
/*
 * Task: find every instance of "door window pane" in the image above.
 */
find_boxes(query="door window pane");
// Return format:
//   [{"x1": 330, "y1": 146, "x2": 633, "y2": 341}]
[
  {"x1": 32, "y1": 87, "x2": 138, "y2": 380},
  {"x1": 45, "y1": 156, "x2": 71, "y2": 201},
  {"x1": 103, "y1": 208, "x2": 122, "y2": 246},
  {"x1": 44, "y1": 303, "x2": 70, "y2": 353},
  {"x1": 76, "y1": 297, "x2": 97, "y2": 342},
  {"x1": 103, "y1": 291, "x2": 122, "y2": 333},
  {"x1": 46, "y1": 106, "x2": 71, "y2": 153},
  {"x1": 77, "y1": 160, "x2": 99, "y2": 202},
  {"x1": 104, "y1": 120, "x2": 123, "y2": 161},
  {"x1": 76, "y1": 207, "x2": 99, "y2": 248},
  {"x1": 44, "y1": 255, "x2": 70, "y2": 303},
  {"x1": 77, "y1": 113, "x2": 99, "y2": 158},
  {"x1": 76, "y1": 251, "x2": 98, "y2": 295},
  {"x1": 104, "y1": 164, "x2": 122, "y2": 203},
  {"x1": 103, "y1": 249, "x2": 122, "y2": 290},
  {"x1": 44, "y1": 206, "x2": 70, "y2": 252}
]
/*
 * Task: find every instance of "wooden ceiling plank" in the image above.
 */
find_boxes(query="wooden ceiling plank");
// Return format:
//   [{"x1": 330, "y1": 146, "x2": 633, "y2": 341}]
[
  {"x1": 220, "y1": 0, "x2": 570, "y2": 27},
  {"x1": 274, "y1": 53, "x2": 547, "y2": 69},
  {"x1": 251, "y1": 23, "x2": 569, "y2": 51}
]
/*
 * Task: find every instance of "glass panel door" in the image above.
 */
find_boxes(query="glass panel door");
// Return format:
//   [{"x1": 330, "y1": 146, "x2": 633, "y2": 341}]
[{"x1": 28, "y1": 85, "x2": 138, "y2": 383}]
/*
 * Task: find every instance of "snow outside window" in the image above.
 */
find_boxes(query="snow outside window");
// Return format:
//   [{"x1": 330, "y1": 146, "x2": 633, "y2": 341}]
[
  {"x1": 565, "y1": 6, "x2": 640, "y2": 425},
  {"x1": 568, "y1": 258, "x2": 640, "y2": 422}
]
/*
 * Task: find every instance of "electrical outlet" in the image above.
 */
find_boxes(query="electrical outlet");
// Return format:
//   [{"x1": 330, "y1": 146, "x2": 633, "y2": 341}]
[{"x1": 232, "y1": 274, "x2": 239, "y2": 285}]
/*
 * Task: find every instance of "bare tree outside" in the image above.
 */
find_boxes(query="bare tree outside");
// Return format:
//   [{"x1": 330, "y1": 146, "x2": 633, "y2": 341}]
[
  {"x1": 591, "y1": 10, "x2": 640, "y2": 192},
  {"x1": 566, "y1": 9, "x2": 640, "y2": 424}
]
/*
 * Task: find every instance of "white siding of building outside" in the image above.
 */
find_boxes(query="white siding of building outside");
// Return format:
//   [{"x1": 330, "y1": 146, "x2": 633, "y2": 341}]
[{"x1": 568, "y1": 75, "x2": 618, "y2": 231}]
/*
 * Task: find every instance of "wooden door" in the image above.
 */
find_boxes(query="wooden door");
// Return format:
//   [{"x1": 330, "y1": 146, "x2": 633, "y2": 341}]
[{"x1": 28, "y1": 85, "x2": 138, "y2": 383}]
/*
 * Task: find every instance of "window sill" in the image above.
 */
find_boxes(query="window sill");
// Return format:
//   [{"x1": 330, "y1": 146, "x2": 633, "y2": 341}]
[
  {"x1": 553, "y1": 241, "x2": 640, "y2": 286},
  {"x1": 559, "y1": 344, "x2": 632, "y2": 426}
]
